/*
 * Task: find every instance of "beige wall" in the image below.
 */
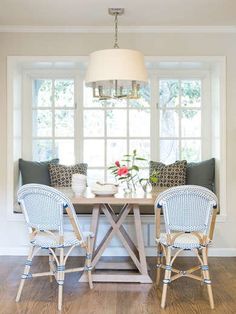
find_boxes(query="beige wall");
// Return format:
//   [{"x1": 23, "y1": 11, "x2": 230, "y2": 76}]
[{"x1": 0, "y1": 32, "x2": 236, "y2": 253}]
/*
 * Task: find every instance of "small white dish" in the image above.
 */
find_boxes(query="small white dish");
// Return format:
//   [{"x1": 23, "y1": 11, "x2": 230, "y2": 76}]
[
  {"x1": 91, "y1": 182, "x2": 118, "y2": 196},
  {"x1": 91, "y1": 188, "x2": 118, "y2": 196}
]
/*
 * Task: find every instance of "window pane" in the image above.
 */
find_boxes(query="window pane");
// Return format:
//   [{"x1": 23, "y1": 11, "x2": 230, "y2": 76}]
[
  {"x1": 159, "y1": 80, "x2": 179, "y2": 108},
  {"x1": 54, "y1": 139, "x2": 74, "y2": 164},
  {"x1": 181, "y1": 80, "x2": 201, "y2": 107},
  {"x1": 84, "y1": 110, "x2": 104, "y2": 137},
  {"x1": 129, "y1": 140, "x2": 150, "y2": 164},
  {"x1": 33, "y1": 139, "x2": 53, "y2": 161},
  {"x1": 87, "y1": 169, "x2": 105, "y2": 186},
  {"x1": 84, "y1": 85, "x2": 105, "y2": 108},
  {"x1": 129, "y1": 109, "x2": 150, "y2": 137},
  {"x1": 181, "y1": 140, "x2": 201, "y2": 162},
  {"x1": 160, "y1": 109, "x2": 179, "y2": 137},
  {"x1": 106, "y1": 110, "x2": 127, "y2": 137},
  {"x1": 106, "y1": 171, "x2": 118, "y2": 184},
  {"x1": 107, "y1": 139, "x2": 127, "y2": 166},
  {"x1": 33, "y1": 110, "x2": 52, "y2": 137},
  {"x1": 55, "y1": 110, "x2": 74, "y2": 137},
  {"x1": 129, "y1": 84, "x2": 150, "y2": 109},
  {"x1": 160, "y1": 140, "x2": 179, "y2": 164},
  {"x1": 106, "y1": 98, "x2": 127, "y2": 108},
  {"x1": 181, "y1": 109, "x2": 201, "y2": 137},
  {"x1": 54, "y1": 79, "x2": 74, "y2": 107},
  {"x1": 84, "y1": 139, "x2": 104, "y2": 166},
  {"x1": 33, "y1": 79, "x2": 52, "y2": 107},
  {"x1": 138, "y1": 168, "x2": 149, "y2": 180}
]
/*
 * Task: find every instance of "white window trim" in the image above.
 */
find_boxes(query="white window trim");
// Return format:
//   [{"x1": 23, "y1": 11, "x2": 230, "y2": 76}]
[{"x1": 6, "y1": 56, "x2": 227, "y2": 225}]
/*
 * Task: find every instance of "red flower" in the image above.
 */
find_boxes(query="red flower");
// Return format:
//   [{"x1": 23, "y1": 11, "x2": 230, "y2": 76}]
[
  {"x1": 117, "y1": 166, "x2": 129, "y2": 176},
  {"x1": 115, "y1": 161, "x2": 120, "y2": 167}
]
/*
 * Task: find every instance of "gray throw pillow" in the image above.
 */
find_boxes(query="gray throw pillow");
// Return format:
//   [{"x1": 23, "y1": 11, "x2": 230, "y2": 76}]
[
  {"x1": 48, "y1": 163, "x2": 88, "y2": 187},
  {"x1": 186, "y1": 158, "x2": 215, "y2": 192},
  {"x1": 149, "y1": 160, "x2": 187, "y2": 187},
  {"x1": 19, "y1": 158, "x2": 59, "y2": 185}
]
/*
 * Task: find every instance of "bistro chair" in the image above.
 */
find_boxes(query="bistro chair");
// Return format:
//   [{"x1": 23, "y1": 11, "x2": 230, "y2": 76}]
[
  {"x1": 155, "y1": 185, "x2": 218, "y2": 309},
  {"x1": 16, "y1": 183, "x2": 94, "y2": 311}
]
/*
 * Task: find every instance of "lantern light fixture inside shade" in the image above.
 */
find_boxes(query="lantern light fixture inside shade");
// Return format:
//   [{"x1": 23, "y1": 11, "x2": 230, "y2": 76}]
[{"x1": 85, "y1": 8, "x2": 148, "y2": 100}]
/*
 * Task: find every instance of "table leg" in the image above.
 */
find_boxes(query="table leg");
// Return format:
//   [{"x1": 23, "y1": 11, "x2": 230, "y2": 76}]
[
  {"x1": 101, "y1": 204, "x2": 142, "y2": 273},
  {"x1": 91, "y1": 204, "x2": 132, "y2": 268},
  {"x1": 90, "y1": 204, "x2": 100, "y2": 255},
  {"x1": 133, "y1": 204, "x2": 149, "y2": 277},
  {"x1": 79, "y1": 205, "x2": 99, "y2": 283},
  {"x1": 79, "y1": 203, "x2": 152, "y2": 283}
]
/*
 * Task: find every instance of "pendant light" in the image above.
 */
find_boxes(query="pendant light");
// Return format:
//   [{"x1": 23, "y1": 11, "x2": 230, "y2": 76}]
[{"x1": 85, "y1": 8, "x2": 147, "y2": 100}]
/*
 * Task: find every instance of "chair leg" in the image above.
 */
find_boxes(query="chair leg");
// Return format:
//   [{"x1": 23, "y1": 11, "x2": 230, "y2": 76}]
[
  {"x1": 198, "y1": 249, "x2": 204, "y2": 286},
  {"x1": 86, "y1": 237, "x2": 93, "y2": 289},
  {"x1": 49, "y1": 250, "x2": 54, "y2": 283},
  {"x1": 202, "y1": 247, "x2": 214, "y2": 309},
  {"x1": 16, "y1": 245, "x2": 34, "y2": 302},
  {"x1": 161, "y1": 246, "x2": 171, "y2": 309},
  {"x1": 156, "y1": 243, "x2": 163, "y2": 286},
  {"x1": 57, "y1": 247, "x2": 65, "y2": 311}
]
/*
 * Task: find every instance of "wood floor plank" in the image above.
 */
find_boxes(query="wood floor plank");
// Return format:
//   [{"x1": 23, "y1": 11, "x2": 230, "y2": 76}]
[{"x1": 0, "y1": 256, "x2": 236, "y2": 313}]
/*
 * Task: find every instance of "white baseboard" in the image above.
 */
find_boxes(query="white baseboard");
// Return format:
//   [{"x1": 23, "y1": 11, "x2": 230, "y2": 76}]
[{"x1": 0, "y1": 246, "x2": 236, "y2": 257}]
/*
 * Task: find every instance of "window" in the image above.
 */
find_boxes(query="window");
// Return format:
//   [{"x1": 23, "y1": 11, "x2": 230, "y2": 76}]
[
  {"x1": 83, "y1": 85, "x2": 151, "y2": 182},
  {"x1": 158, "y1": 79, "x2": 202, "y2": 164},
  {"x1": 32, "y1": 78, "x2": 75, "y2": 164},
  {"x1": 27, "y1": 71, "x2": 209, "y2": 185}
]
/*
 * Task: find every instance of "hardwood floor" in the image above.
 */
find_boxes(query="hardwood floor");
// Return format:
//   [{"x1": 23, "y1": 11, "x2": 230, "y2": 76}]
[{"x1": 0, "y1": 256, "x2": 236, "y2": 314}]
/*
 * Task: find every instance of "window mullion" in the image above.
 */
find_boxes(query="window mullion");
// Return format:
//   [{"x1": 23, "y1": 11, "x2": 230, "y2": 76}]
[
  {"x1": 104, "y1": 103, "x2": 107, "y2": 181},
  {"x1": 127, "y1": 99, "x2": 130, "y2": 155},
  {"x1": 179, "y1": 79, "x2": 182, "y2": 160},
  {"x1": 76, "y1": 73, "x2": 84, "y2": 163},
  {"x1": 52, "y1": 79, "x2": 55, "y2": 158},
  {"x1": 201, "y1": 75, "x2": 211, "y2": 160},
  {"x1": 151, "y1": 72, "x2": 159, "y2": 161}
]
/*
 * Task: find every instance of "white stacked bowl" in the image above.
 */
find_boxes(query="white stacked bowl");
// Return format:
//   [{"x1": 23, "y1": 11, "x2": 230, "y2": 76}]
[{"x1": 71, "y1": 173, "x2": 87, "y2": 196}]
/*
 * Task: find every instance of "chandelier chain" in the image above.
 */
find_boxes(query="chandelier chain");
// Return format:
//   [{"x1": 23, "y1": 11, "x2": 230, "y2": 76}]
[{"x1": 114, "y1": 13, "x2": 119, "y2": 49}]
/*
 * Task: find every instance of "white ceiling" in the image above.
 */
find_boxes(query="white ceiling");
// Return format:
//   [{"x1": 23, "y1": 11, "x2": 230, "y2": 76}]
[{"x1": 0, "y1": 0, "x2": 235, "y2": 26}]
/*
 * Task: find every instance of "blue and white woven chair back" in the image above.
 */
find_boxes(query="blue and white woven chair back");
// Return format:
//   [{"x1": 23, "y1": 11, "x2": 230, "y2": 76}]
[
  {"x1": 156, "y1": 185, "x2": 217, "y2": 234},
  {"x1": 17, "y1": 184, "x2": 79, "y2": 232}
]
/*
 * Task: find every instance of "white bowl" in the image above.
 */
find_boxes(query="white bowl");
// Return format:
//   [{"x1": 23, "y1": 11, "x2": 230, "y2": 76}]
[{"x1": 72, "y1": 185, "x2": 86, "y2": 196}]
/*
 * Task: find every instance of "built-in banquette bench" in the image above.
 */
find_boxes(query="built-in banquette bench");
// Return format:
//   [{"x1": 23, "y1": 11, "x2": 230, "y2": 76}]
[{"x1": 15, "y1": 158, "x2": 215, "y2": 215}]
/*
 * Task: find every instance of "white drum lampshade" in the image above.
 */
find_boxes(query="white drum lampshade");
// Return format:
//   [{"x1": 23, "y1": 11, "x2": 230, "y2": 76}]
[
  {"x1": 85, "y1": 8, "x2": 148, "y2": 100},
  {"x1": 85, "y1": 49, "x2": 147, "y2": 82}
]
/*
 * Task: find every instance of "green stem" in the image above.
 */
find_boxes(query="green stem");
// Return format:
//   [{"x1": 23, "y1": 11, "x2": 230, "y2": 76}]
[{"x1": 131, "y1": 153, "x2": 136, "y2": 191}]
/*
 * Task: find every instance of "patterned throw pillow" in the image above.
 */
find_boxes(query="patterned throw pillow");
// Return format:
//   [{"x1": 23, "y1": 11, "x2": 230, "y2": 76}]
[
  {"x1": 48, "y1": 163, "x2": 88, "y2": 187},
  {"x1": 149, "y1": 160, "x2": 187, "y2": 187}
]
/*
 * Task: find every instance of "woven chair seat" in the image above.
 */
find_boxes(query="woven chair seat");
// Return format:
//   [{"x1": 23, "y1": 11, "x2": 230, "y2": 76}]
[
  {"x1": 158, "y1": 232, "x2": 211, "y2": 250},
  {"x1": 31, "y1": 231, "x2": 93, "y2": 248}
]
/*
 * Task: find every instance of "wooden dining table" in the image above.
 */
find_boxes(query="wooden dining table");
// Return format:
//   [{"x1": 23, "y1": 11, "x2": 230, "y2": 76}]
[{"x1": 58, "y1": 187, "x2": 165, "y2": 284}]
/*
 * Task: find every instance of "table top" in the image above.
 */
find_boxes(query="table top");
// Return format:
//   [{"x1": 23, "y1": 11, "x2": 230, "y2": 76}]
[{"x1": 57, "y1": 187, "x2": 167, "y2": 205}]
